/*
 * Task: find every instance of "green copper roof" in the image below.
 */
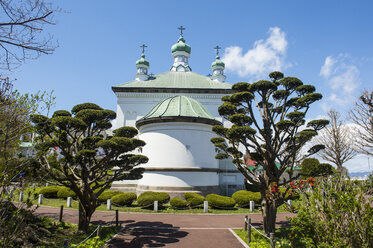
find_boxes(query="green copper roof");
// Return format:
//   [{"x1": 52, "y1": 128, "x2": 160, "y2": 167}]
[
  {"x1": 136, "y1": 96, "x2": 222, "y2": 128},
  {"x1": 143, "y1": 96, "x2": 215, "y2": 119},
  {"x1": 113, "y1": 71, "x2": 232, "y2": 90},
  {"x1": 211, "y1": 56, "x2": 225, "y2": 68},
  {"x1": 171, "y1": 36, "x2": 191, "y2": 54},
  {"x1": 136, "y1": 54, "x2": 149, "y2": 67}
]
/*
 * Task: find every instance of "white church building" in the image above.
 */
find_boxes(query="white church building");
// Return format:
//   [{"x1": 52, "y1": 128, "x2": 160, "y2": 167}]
[{"x1": 111, "y1": 28, "x2": 245, "y2": 196}]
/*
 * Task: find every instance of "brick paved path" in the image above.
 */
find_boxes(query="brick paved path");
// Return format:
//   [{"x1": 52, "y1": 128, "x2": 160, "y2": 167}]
[{"x1": 34, "y1": 206, "x2": 295, "y2": 248}]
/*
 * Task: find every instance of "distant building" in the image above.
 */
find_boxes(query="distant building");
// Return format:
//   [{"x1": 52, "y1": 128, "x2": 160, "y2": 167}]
[{"x1": 111, "y1": 29, "x2": 245, "y2": 197}]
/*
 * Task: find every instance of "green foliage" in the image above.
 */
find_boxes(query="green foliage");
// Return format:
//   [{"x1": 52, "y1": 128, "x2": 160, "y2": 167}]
[
  {"x1": 269, "y1": 71, "x2": 284, "y2": 81},
  {"x1": 183, "y1": 192, "x2": 205, "y2": 207},
  {"x1": 111, "y1": 193, "x2": 137, "y2": 207},
  {"x1": 31, "y1": 102, "x2": 148, "y2": 232},
  {"x1": 301, "y1": 158, "x2": 335, "y2": 178},
  {"x1": 211, "y1": 72, "x2": 325, "y2": 234},
  {"x1": 170, "y1": 197, "x2": 188, "y2": 209},
  {"x1": 38, "y1": 186, "x2": 61, "y2": 198},
  {"x1": 52, "y1": 110, "x2": 71, "y2": 117},
  {"x1": 72, "y1": 236, "x2": 105, "y2": 248},
  {"x1": 232, "y1": 190, "x2": 261, "y2": 206},
  {"x1": 57, "y1": 187, "x2": 76, "y2": 198},
  {"x1": 290, "y1": 175, "x2": 373, "y2": 247},
  {"x1": 137, "y1": 191, "x2": 170, "y2": 207},
  {"x1": 97, "y1": 191, "x2": 124, "y2": 203},
  {"x1": 306, "y1": 119, "x2": 329, "y2": 131},
  {"x1": 206, "y1": 194, "x2": 236, "y2": 209},
  {"x1": 113, "y1": 126, "x2": 138, "y2": 138}
]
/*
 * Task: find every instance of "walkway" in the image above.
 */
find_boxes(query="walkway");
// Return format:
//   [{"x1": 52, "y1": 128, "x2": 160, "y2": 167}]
[{"x1": 34, "y1": 206, "x2": 294, "y2": 248}]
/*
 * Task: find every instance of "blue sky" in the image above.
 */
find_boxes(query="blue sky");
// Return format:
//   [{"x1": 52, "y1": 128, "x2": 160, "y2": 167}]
[{"x1": 9, "y1": 0, "x2": 373, "y2": 172}]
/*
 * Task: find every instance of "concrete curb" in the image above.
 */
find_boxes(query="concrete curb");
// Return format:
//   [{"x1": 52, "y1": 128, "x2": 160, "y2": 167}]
[{"x1": 229, "y1": 228, "x2": 250, "y2": 248}]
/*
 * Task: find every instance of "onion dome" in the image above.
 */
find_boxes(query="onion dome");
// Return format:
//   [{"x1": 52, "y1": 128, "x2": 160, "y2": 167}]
[
  {"x1": 136, "y1": 96, "x2": 221, "y2": 128},
  {"x1": 170, "y1": 26, "x2": 192, "y2": 72},
  {"x1": 136, "y1": 53, "x2": 150, "y2": 67},
  {"x1": 135, "y1": 44, "x2": 150, "y2": 81},
  {"x1": 211, "y1": 55, "x2": 225, "y2": 69},
  {"x1": 171, "y1": 36, "x2": 192, "y2": 54},
  {"x1": 211, "y1": 46, "x2": 226, "y2": 82}
]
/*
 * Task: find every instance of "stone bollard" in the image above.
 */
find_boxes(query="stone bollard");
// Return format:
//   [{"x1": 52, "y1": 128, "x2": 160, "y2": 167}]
[
  {"x1": 38, "y1": 194, "x2": 43, "y2": 204},
  {"x1": 107, "y1": 199, "x2": 112, "y2": 210},
  {"x1": 203, "y1": 201, "x2": 208, "y2": 213},
  {"x1": 32, "y1": 183, "x2": 36, "y2": 188},
  {"x1": 19, "y1": 191, "x2": 24, "y2": 201},
  {"x1": 45, "y1": 183, "x2": 49, "y2": 187},
  {"x1": 287, "y1": 199, "x2": 292, "y2": 206},
  {"x1": 67, "y1": 197, "x2": 72, "y2": 207},
  {"x1": 154, "y1": 201, "x2": 158, "y2": 212},
  {"x1": 249, "y1": 201, "x2": 255, "y2": 212}
]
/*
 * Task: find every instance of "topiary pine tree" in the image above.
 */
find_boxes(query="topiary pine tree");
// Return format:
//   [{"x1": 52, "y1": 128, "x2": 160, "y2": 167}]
[
  {"x1": 31, "y1": 103, "x2": 148, "y2": 232},
  {"x1": 211, "y1": 72, "x2": 329, "y2": 234},
  {"x1": 300, "y1": 158, "x2": 335, "y2": 179}
]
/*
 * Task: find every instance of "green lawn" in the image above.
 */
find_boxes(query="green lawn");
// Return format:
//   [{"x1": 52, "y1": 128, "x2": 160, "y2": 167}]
[
  {"x1": 233, "y1": 227, "x2": 292, "y2": 248},
  {"x1": 9, "y1": 186, "x2": 297, "y2": 214},
  {"x1": 35, "y1": 221, "x2": 121, "y2": 248}
]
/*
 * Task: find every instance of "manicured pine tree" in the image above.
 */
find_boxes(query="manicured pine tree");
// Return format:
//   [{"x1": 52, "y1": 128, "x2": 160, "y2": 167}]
[
  {"x1": 31, "y1": 103, "x2": 148, "y2": 232},
  {"x1": 211, "y1": 72, "x2": 328, "y2": 234}
]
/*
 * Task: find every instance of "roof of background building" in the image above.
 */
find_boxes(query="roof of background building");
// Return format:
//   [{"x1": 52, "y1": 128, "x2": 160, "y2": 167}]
[{"x1": 112, "y1": 71, "x2": 232, "y2": 92}]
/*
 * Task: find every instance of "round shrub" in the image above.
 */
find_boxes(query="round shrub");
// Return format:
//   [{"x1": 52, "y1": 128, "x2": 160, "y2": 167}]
[
  {"x1": 206, "y1": 194, "x2": 236, "y2": 209},
  {"x1": 57, "y1": 187, "x2": 76, "y2": 198},
  {"x1": 111, "y1": 193, "x2": 137, "y2": 206},
  {"x1": 38, "y1": 186, "x2": 61, "y2": 198},
  {"x1": 232, "y1": 190, "x2": 261, "y2": 207},
  {"x1": 170, "y1": 197, "x2": 188, "y2": 209},
  {"x1": 137, "y1": 191, "x2": 170, "y2": 207},
  {"x1": 98, "y1": 191, "x2": 124, "y2": 203},
  {"x1": 183, "y1": 192, "x2": 205, "y2": 207}
]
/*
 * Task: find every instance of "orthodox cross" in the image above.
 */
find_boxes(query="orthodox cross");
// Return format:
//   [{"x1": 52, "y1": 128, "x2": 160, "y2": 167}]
[
  {"x1": 178, "y1": 26, "x2": 186, "y2": 36},
  {"x1": 214, "y1": 45, "x2": 221, "y2": 56},
  {"x1": 140, "y1": 44, "x2": 147, "y2": 54}
]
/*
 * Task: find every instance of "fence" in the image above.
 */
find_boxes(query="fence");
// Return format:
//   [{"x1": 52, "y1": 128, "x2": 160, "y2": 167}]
[{"x1": 244, "y1": 216, "x2": 275, "y2": 248}]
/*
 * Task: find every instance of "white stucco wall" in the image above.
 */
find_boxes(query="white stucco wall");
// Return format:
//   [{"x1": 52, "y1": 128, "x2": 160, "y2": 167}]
[
  {"x1": 114, "y1": 92, "x2": 231, "y2": 129},
  {"x1": 138, "y1": 122, "x2": 219, "y2": 169},
  {"x1": 138, "y1": 172, "x2": 219, "y2": 187}
]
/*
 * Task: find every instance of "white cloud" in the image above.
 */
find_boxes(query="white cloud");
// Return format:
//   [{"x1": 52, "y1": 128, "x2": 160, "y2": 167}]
[
  {"x1": 222, "y1": 27, "x2": 289, "y2": 78},
  {"x1": 319, "y1": 54, "x2": 360, "y2": 108},
  {"x1": 320, "y1": 54, "x2": 360, "y2": 95},
  {"x1": 320, "y1": 56, "x2": 336, "y2": 77}
]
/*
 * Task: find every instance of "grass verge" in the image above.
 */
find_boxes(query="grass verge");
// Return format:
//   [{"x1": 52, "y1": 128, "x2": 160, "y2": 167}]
[{"x1": 233, "y1": 227, "x2": 292, "y2": 248}]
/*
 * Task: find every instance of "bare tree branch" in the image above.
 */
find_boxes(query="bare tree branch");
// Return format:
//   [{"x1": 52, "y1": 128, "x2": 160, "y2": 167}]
[
  {"x1": 349, "y1": 90, "x2": 373, "y2": 156},
  {"x1": 312, "y1": 110, "x2": 357, "y2": 170},
  {"x1": 0, "y1": 0, "x2": 59, "y2": 71}
]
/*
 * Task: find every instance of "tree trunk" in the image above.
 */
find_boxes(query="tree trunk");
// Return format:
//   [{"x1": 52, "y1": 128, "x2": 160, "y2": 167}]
[
  {"x1": 78, "y1": 202, "x2": 94, "y2": 233},
  {"x1": 261, "y1": 197, "x2": 277, "y2": 235}
]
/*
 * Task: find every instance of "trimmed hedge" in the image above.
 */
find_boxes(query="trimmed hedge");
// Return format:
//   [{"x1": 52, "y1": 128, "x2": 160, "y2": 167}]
[
  {"x1": 98, "y1": 191, "x2": 124, "y2": 203},
  {"x1": 137, "y1": 191, "x2": 170, "y2": 207},
  {"x1": 206, "y1": 194, "x2": 236, "y2": 209},
  {"x1": 57, "y1": 187, "x2": 76, "y2": 198},
  {"x1": 38, "y1": 186, "x2": 61, "y2": 198},
  {"x1": 111, "y1": 193, "x2": 137, "y2": 206},
  {"x1": 170, "y1": 197, "x2": 188, "y2": 209},
  {"x1": 183, "y1": 192, "x2": 205, "y2": 207},
  {"x1": 232, "y1": 190, "x2": 261, "y2": 206}
]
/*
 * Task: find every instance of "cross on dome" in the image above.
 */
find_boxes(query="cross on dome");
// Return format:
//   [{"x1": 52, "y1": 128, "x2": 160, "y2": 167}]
[
  {"x1": 140, "y1": 44, "x2": 147, "y2": 54},
  {"x1": 214, "y1": 45, "x2": 221, "y2": 57},
  {"x1": 178, "y1": 26, "x2": 185, "y2": 36}
]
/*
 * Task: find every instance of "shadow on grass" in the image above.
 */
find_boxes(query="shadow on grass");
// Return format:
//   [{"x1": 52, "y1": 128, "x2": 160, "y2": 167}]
[{"x1": 106, "y1": 221, "x2": 188, "y2": 248}]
